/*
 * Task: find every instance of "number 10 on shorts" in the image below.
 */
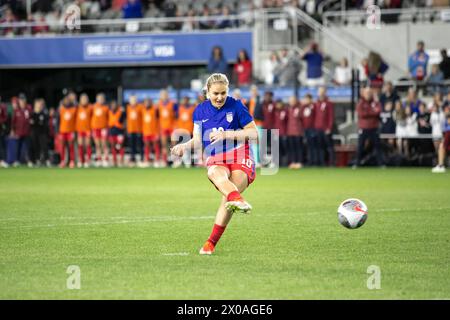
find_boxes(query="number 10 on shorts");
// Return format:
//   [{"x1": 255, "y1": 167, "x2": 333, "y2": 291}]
[{"x1": 241, "y1": 158, "x2": 253, "y2": 168}]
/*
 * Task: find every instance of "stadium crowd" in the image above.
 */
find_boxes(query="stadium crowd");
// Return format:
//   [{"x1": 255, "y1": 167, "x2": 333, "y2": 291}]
[{"x1": 1, "y1": 0, "x2": 444, "y2": 36}]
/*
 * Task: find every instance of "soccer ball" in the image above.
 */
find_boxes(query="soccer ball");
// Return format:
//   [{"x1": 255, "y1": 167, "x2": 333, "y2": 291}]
[{"x1": 337, "y1": 198, "x2": 368, "y2": 229}]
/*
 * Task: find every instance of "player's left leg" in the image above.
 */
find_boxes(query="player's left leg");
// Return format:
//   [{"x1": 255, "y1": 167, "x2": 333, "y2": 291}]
[{"x1": 200, "y1": 170, "x2": 250, "y2": 255}]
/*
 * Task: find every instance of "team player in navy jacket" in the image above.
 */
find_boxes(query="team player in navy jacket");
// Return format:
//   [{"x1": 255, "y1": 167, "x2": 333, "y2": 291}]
[{"x1": 171, "y1": 73, "x2": 258, "y2": 255}]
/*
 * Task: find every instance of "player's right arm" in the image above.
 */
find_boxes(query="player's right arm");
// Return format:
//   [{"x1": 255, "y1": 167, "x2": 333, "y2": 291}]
[{"x1": 171, "y1": 122, "x2": 202, "y2": 157}]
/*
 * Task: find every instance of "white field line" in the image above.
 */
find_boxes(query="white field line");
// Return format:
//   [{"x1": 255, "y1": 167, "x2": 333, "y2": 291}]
[
  {"x1": 1, "y1": 207, "x2": 449, "y2": 230},
  {"x1": 161, "y1": 252, "x2": 190, "y2": 256},
  {"x1": 0, "y1": 215, "x2": 214, "y2": 230}
]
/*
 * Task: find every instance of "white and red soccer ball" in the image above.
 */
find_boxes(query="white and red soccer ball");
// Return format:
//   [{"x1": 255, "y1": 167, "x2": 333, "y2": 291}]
[{"x1": 337, "y1": 198, "x2": 368, "y2": 229}]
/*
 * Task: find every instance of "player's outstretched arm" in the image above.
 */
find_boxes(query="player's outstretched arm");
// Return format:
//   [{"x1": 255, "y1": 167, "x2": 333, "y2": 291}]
[{"x1": 170, "y1": 124, "x2": 202, "y2": 157}]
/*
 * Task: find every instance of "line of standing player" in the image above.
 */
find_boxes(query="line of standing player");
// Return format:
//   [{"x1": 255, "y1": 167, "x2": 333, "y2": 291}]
[{"x1": 57, "y1": 89, "x2": 199, "y2": 168}]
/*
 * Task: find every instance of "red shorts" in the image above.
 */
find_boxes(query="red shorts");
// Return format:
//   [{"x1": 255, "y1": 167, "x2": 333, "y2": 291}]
[
  {"x1": 92, "y1": 128, "x2": 108, "y2": 139},
  {"x1": 160, "y1": 128, "x2": 173, "y2": 137},
  {"x1": 60, "y1": 132, "x2": 75, "y2": 142},
  {"x1": 206, "y1": 145, "x2": 256, "y2": 185},
  {"x1": 444, "y1": 131, "x2": 450, "y2": 152},
  {"x1": 109, "y1": 134, "x2": 124, "y2": 144},
  {"x1": 143, "y1": 135, "x2": 159, "y2": 142},
  {"x1": 77, "y1": 131, "x2": 91, "y2": 138}
]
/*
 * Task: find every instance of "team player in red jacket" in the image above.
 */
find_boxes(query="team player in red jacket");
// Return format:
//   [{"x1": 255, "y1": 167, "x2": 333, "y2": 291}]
[
  {"x1": 314, "y1": 86, "x2": 335, "y2": 166},
  {"x1": 273, "y1": 99, "x2": 288, "y2": 166},
  {"x1": 0, "y1": 98, "x2": 9, "y2": 167},
  {"x1": 355, "y1": 87, "x2": 383, "y2": 167},
  {"x1": 301, "y1": 94, "x2": 318, "y2": 165},
  {"x1": 286, "y1": 96, "x2": 304, "y2": 169},
  {"x1": 11, "y1": 94, "x2": 33, "y2": 167}
]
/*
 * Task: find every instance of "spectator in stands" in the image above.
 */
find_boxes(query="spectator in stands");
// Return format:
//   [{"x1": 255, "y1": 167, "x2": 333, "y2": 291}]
[
  {"x1": 0, "y1": 7, "x2": 18, "y2": 37},
  {"x1": 181, "y1": 8, "x2": 198, "y2": 32},
  {"x1": 207, "y1": 46, "x2": 228, "y2": 76},
  {"x1": 431, "y1": 113, "x2": 450, "y2": 173},
  {"x1": 418, "y1": 102, "x2": 433, "y2": 151},
  {"x1": 286, "y1": 96, "x2": 303, "y2": 169},
  {"x1": 439, "y1": 49, "x2": 450, "y2": 81},
  {"x1": 216, "y1": 5, "x2": 234, "y2": 29},
  {"x1": 274, "y1": 48, "x2": 301, "y2": 87},
  {"x1": 380, "y1": 100, "x2": 397, "y2": 153},
  {"x1": 0, "y1": 97, "x2": 8, "y2": 168},
  {"x1": 301, "y1": 42, "x2": 324, "y2": 87},
  {"x1": 273, "y1": 99, "x2": 288, "y2": 166},
  {"x1": 333, "y1": 57, "x2": 352, "y2": 86},
  {"x1": 11, "y1": 94, "x2": 33, "y2": 167},
  {"x1": 30, "y1": 98, "x2": 49, "y2": 167},
  {"x1": 405, "y1": 105, "x2": 418, "y2": 158},
  {"x1": 379, "y1": 81, "x2": 400, "y2": 108},
  {"x1": 430, "y1": 93, "x2": 446, "y2": 159},
  {"x1": 427, "y1": 64, "x2": 444, "y2": 95},
  {"x1": 395, "y1": 102, "x2": 407, "y2": 156},
  {"x1": 261, "y1": 51, "x2": 280, "y2": 86},
  {"x1": 357, "y1": 58, "x2": 368, "y2": 84},
  {"x1": 233, "y1": 49, "x2": 252, "y2": 87},
  {"x1": 366, "y1": 51, "x2": 389, "y2": 92},
  {"x1": 199, "y1": 5, "x2": 215, "y2": 30},
  {"x1": 163, "y1": 1, "x2": 178, "y2": 30},
  {"x1": 122, "y1": 0, "x2": 143, "y2": 19},
  {"x1": 315, "y1": 86, "x2": 335, "y2": 166},
  {"x1": 444, "y1": 91, "x2": 450, "y2": 111},
  {"x1": 354, "y1": 87, "x2": 383, "y2": 167},
  {"x1": 301, "y1": 93, "x2": 317, "y2": 166},
  {"x1": 403, "y1": 87, "x2": 421, "y2": 115},
  {"x1": 408, "y1": 40, "x2": 429, "y2": 81}
]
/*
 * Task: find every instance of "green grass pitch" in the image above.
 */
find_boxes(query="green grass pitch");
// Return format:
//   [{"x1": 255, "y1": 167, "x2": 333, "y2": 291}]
[{"x1": 0, "y1": 167, "x2": 449, "y2": 299}]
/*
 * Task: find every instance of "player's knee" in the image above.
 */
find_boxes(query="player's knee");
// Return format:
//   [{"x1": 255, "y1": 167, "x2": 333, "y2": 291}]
[{"x1": 207, "y1": 166, "x2": 226, "y2": 182}]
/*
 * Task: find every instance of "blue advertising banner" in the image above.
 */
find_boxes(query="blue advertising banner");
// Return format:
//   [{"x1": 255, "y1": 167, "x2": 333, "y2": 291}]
[{"x1": 0, "y1": 31, "x2": 252, "y2": 68}]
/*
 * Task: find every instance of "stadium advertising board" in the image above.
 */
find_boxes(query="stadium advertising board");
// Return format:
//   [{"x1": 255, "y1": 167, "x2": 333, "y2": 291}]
[{"x1": 0, "y1": 31, "x2": 252, "y2": 68}]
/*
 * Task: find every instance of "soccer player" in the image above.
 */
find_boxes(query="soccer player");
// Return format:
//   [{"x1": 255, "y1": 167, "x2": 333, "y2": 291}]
[
  {"x1": 91, "y1": 93, "x2": 109, "y2": 167},
  {"x1": 173, "y1": 96, "x2": 194, "y2": 168},
  {"x1": 142, "y1": 98, "x2": 160, "y2": 168},
  {"x1": 301, "y1": 94, "x2": 317, "y2": 166},
  {"x1": 158, "y1": 89, "x2": 177, "y2": 167},
  {"x1": 126, "y1": 95, "x2": 143, "y2": 167},
  {"x1": 108, "y1": 100, "x2": 126, "y2": 167},
  {"x1": 58, "y1": 96, "x2": 77, "y2": 168},
  {"x1": 171, "y1": 73, "x2": 258, "y2": 255},
  {"x1": 248, "y1": 85, "x2": 263, "y2": 168},
  {"x1": 314, "y1": 86, "x2": 335, "y2": 166},
  {"x1": 76, "y1": 93, "x2": 92, "y2": 168}
]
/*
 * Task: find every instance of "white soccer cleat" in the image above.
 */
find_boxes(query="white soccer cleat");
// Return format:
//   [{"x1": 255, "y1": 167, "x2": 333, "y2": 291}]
[
  {"x1": 225, "y1": 198, "x2": 252, "y2": 214},
  {"x1": 431, "y1": 165, "x2": 446, "y2": 173}
]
